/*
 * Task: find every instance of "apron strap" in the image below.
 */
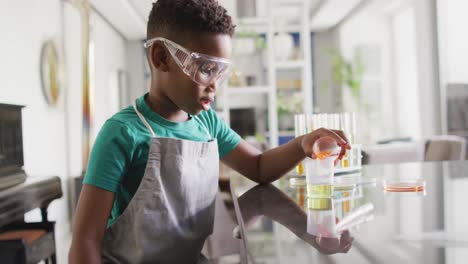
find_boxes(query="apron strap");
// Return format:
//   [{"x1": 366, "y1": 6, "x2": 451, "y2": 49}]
[
  {"x1": 193, "y1": 115, "x2": 213, "y2": 141},
  {"x1": 133, "y1": 101, "x2": 156, "y2": 137},
  {"x1": 133, "y1": 99, "x2": 213, "y2": 141}
]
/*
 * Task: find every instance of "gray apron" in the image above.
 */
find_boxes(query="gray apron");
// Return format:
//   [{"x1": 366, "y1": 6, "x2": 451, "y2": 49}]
[{"x1": 101, "y1": 101, "x2": 219, "y2": 263}]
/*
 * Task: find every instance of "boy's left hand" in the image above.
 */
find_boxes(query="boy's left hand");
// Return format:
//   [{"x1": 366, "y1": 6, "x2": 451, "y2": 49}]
[{"x1": 299, "y1": 128, "x2": 352, "y2": 165}]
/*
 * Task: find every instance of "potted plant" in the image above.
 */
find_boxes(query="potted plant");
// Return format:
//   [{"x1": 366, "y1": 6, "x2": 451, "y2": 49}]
[{"x1": 327, "y1": 48, "x2": 364, "y2": 107}]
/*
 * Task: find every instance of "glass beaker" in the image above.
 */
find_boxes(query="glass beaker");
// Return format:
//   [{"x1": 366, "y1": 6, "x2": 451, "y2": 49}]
[{"x1": 305, "y1": 136, "x2": 340, "y2": 197}]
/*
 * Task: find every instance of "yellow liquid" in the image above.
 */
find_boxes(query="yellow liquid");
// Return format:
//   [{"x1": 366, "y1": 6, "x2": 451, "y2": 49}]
[
  {"x1": 307, "y1": 197, "x2": 332, "y2": 210},
  {"x1": 296, "y1": 186, "x2": 305, "y2": 207},
  {"x1": 343, "y1": 191, "x2": 350, "y2": 213},
  {"x1": 307, "y1": 184, "x2": 332, "y2": 198},
  {"x1": 316, "y1": 151, "x2": 333, "y2": 160},
  {"x1": 342, "y1": 154, "x2": 349, "y2": 168},
  {"x1": 296, "y1": 162, "x2": 304, "y2": 175}
]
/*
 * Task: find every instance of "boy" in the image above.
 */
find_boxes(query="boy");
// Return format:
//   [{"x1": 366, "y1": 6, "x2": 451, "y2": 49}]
[{"x1": 69, "y1": 0, "x2": 350, "y2": 263}]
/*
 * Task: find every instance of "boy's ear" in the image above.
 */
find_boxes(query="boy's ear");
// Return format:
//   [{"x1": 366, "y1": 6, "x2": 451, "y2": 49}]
[{"x1": 149, "y1": 42, "x2": 170, "y2": 72}]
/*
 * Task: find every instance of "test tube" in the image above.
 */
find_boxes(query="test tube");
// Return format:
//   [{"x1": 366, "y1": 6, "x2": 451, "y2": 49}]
[
  {"x1": 296, "y1": 186, "x2": 306, "y2": 208},
  {"x1": 320, "y1": 113, "x2": 328, "y2": 129},
  {"x1": 342, "y1": 191, "x2": 350, "y2": 213},
  {"x1": 294, "y1": 114, "x2": 307, "y2": 176},
  {"x1": 347, "y1": 112, "x2": 356, "y2": 165},
  {"x1": 350, "y1": 112, "x2": 356, "y2": 145},
  {"x1": 311, "y1": 114, "x2": 318, "y2": 131},
  {"x1": 339, "y1": 113, "x2": 350, "y2": 168},
  {"x1": 341, "y1": 113, "x2": 355, "y2": 144},
  {"x1": 332, "y1": 113, "x2": 340, "y2": 130}
]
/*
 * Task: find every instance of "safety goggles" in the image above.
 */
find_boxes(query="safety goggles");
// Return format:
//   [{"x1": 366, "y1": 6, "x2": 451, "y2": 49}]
[{"x1": 144, "y1": 37, "x2": 231, "y2": 86}]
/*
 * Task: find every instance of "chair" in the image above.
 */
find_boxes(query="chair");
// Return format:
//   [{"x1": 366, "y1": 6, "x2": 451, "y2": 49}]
[
  {"x1": 361, "y1": 142, "x2": 426, "y2": 165},
  {"x1": 424, "y1": 135, "x2": 467, "y2": 161},
  {"x1": 0, "y1": 221, "x2": 56, "y2": 264}
]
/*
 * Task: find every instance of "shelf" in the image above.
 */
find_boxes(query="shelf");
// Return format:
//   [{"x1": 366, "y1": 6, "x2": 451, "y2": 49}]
[
  {"x1": 272, "y1": 0, "x2": 307, "y2": 5},
  {"x1": 277, "y1": 87, "x2": 302, "y2": 91},
  {"x1": 277, "y1": 78, "x2": 302, "y2": 90},
  {"x1": 275, "y1": 60, "x2": 304, "y2": 69},
  {"x1": 273, "y1": 25, "x2": 302, "y2": 33},
  {"x1": 223, "y1": 0, "x2": 313, "y2": 149},
  {"x1": 236, "y1": 17, "x2": 269, "y2": 26},
  {"x1": 226, "y1": 86, "x2": 271, "y2": 95},
  {"x1": 236, "y1": 17, "x2": 302, "y2": 34},
  {"x1": 279, "y1": 130, "x2": 296, "y2": 136}
]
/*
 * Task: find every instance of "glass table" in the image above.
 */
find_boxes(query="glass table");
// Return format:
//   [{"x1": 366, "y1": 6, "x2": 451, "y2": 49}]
[{"x1": 229, "y1": 160, "x2": 468, "y2": 264}]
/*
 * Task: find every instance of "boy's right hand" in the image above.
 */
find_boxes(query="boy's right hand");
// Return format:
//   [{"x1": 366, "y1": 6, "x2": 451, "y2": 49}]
[
  {"x1": 299, "y1": 128, "x2": 351, "y2": 164},
  {"x1": 302, "y1": 230, "x2": 354, "y2": 255}
]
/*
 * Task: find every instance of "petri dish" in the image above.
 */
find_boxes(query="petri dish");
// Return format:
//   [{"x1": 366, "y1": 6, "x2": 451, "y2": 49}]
[{"x1": 382, "y1": 179, "x2": 426, "y2": 193}]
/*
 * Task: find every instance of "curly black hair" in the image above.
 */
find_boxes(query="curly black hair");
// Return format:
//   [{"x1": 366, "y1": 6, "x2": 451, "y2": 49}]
[{"x1": 147, "y1": 0, "x2": 235, "y2": 39}]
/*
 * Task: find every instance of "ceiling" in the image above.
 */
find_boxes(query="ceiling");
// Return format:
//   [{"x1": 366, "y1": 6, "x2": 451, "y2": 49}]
[
  {"x1": 89, "y1": 0, "x2": 150, "y2": 39},
  {"x1": 90, "y1": 0, "x2": 366, "y2": 40}
]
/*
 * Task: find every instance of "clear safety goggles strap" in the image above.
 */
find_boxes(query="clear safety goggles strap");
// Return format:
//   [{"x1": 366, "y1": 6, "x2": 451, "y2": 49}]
[
  {"x1": 144, "y1": 37, "x2": 192, "y2": 69},
  {"x1": 162, "y1": 40, "x2": 193, "y2": 69}
]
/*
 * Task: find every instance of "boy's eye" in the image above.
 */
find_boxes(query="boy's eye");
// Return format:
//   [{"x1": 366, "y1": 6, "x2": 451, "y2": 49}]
[{"x1": 199, "y1": 62, "x2": 218, "y2": 76}]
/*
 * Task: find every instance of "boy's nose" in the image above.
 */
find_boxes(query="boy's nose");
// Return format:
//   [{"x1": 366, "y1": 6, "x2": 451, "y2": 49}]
[{"x1": 206, "y1": 81, "x2": 217, "y2": 93}]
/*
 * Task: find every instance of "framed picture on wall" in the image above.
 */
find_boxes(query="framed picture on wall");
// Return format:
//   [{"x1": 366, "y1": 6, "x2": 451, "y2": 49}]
[{"x1": 40, "y1": 40, "x2": 62, "y2": 106}]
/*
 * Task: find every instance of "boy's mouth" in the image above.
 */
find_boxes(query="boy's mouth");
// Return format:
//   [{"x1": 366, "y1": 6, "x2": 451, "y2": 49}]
[{"x1": 200, "y1": 98, "x2": 213, "y2": 110}]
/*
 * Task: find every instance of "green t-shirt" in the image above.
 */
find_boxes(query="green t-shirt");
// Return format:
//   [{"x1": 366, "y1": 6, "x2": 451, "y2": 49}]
[{"x1": 83, "y1": 93, "x2": 241, "y2": 226}]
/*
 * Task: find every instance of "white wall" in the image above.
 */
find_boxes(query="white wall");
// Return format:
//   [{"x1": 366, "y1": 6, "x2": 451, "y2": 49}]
[
  {"x1": 313, "y1": 29, "x2": 342, "y2": 113},
  {"x1": 337, "y1": 0, "x2": 441, "y2": 143},
  {"x1": 91, "y1": 13, "x2": 128, "y2": 140},
  {"x1": 0, "y1": 1, "x2": 70, "y2": 262},
  {"x1": 218, "y1": 0, "x2": 237, "y2": 18},
  {"x1": 63, "y1": 1, "x2": 84, "y2": 182},
  {"x1": 437, "y1": 0, "x2": 468, "y2": 134},
  {"x1": 439, "y1": 0, "x2": 468, "y2": 84},
  {"x1": 413, "y1": 0, "x2": 441, "y2": 138},
  {"x1": 126, "y1": 40, "x2": 149, "y2": 106},
  {"x1": 337, "y1": 1, "x2": 394, "y2": 143},
  {"x1": 438, "y1": 2, "x2": 468, "y2": 263},
  {"x1": 0, "y1": 1, "x2": 66, "y2": 174},
  {"x1": 392, "y1": 7, "x2": 421, "y2": 139},
  {"x1": 62, "y1": 2, "x2": 128, "y2": 179},
  {"x1": 0, "y1": 1, "x2": 128, "y2": 262}
]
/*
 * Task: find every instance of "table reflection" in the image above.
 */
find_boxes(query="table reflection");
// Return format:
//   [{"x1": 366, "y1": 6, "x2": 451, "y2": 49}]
[
  {"x1": 230, "y1": 161, "x2": 468, "y2": 264},
  {"x1": 237, "y1": 184, "x2": 355, "y2": 255}
]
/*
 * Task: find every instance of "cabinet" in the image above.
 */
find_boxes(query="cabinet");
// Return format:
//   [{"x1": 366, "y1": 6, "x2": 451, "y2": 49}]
[{"x1": 216, "y1": 0, "x2": 313, "y2": 148}]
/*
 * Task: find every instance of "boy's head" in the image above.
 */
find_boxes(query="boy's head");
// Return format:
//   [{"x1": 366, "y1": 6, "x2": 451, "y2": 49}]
[
  {"x1": 145, "y1": 0, "x2": 235, "y2": 116},
  {"x1": 147, "y1": 0, "x2": 235, "y2": 39}
]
